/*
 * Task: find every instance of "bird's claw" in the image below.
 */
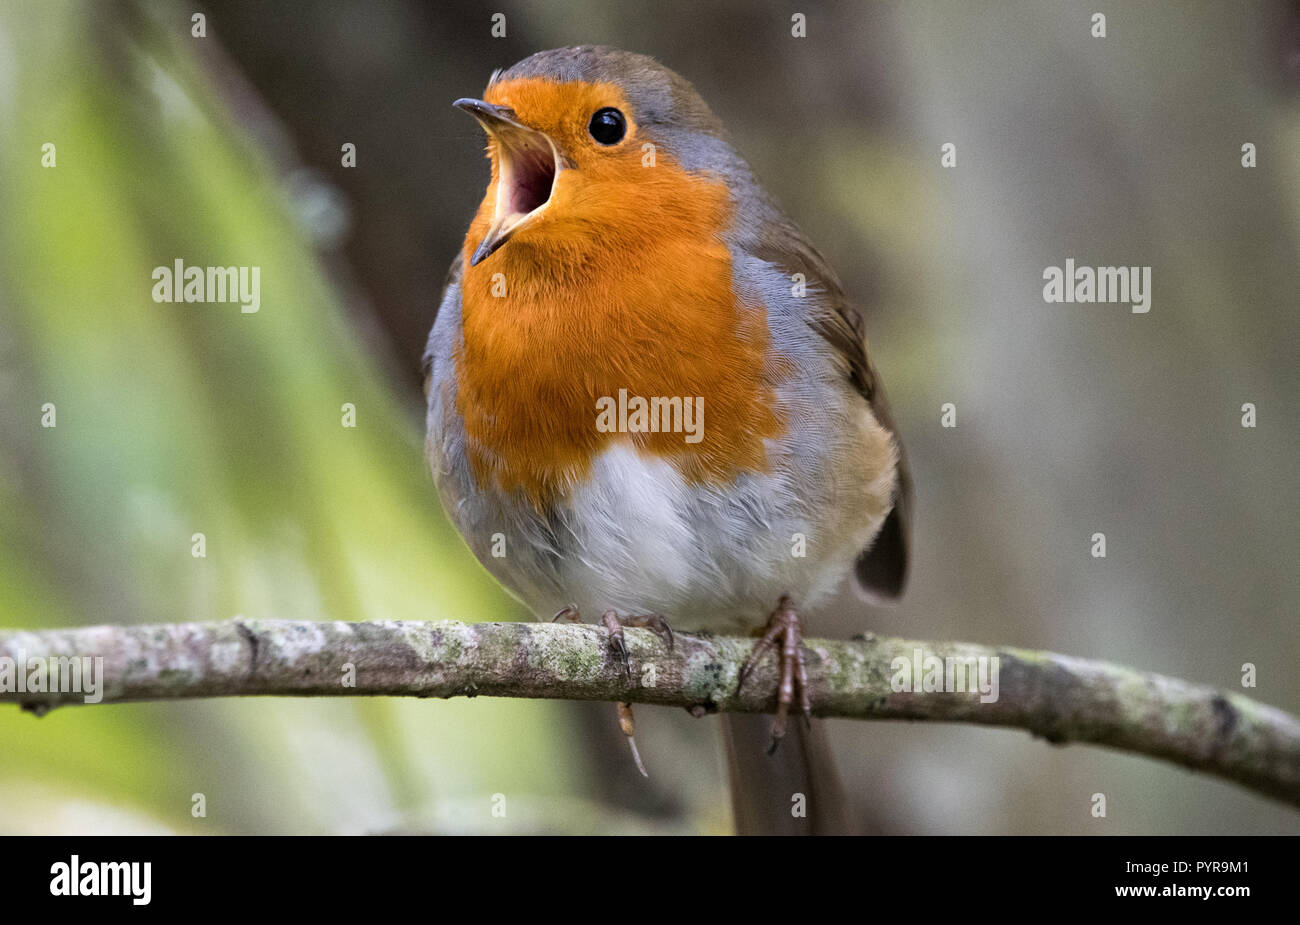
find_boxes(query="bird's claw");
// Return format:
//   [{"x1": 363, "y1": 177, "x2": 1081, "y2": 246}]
[
  {"x1": 600, "y1": 609, "x2": 674, "y2": 679},
  {"x1": 737, "y1": 595, "x2": 813, "y2": 753},
  {"x1": 551, "y1": 606, "x2": 674, "y2": 776}
]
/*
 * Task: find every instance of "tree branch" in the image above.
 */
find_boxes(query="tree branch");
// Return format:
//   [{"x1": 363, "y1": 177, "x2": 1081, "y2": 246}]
[{"x1": 2, "y1": 619, "x2": 1298, "y2": 808}]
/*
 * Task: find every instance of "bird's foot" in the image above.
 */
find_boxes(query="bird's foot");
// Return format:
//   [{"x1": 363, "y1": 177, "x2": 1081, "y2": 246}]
[
  {"x1": 551, "y1": 605, "x2": 674, "y2": 677},
  {"x1": 736, "y1": 594, "x2": 812, "y2": 754},
  {"x1": 550, "y1": 605, "x2": 675, "y2": 777},
  {"x1": 600, "y1": 610, "x2": 674, "y2": 679}
]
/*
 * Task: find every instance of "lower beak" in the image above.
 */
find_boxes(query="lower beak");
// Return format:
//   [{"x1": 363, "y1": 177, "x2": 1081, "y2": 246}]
[{"x1": 454, "y1": 98, "x2": 561, "y2": 266}]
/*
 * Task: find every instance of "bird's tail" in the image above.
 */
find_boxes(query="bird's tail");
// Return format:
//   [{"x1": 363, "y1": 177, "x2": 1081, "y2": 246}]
[{"x1": 722, "y1": 714, "x2": 857, "y2": 835}]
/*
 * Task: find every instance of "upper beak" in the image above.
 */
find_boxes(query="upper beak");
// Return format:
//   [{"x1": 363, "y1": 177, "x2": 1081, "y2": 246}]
[
  {"x1": 455, "y1": 97, "x2": 562, "y2": 266},
  {"x1": 453, "y1": 98, "x2": 526, "y2": 132}
]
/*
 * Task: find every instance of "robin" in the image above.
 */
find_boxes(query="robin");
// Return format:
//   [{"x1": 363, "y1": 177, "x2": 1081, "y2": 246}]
[{"x1": 425, "y1": 45, "x2": 911, "y2": 835}]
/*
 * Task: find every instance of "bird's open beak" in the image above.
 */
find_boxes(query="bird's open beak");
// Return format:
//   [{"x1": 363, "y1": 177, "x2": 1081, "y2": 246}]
[{"x1": 454, "y1": 98, "x2": 562, "y2": 266}]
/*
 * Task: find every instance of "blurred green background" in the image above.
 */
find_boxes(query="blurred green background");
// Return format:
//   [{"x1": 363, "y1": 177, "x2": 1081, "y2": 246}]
[{"x1": 1, "y1": 0, "x2": 1298, "y2": 834}]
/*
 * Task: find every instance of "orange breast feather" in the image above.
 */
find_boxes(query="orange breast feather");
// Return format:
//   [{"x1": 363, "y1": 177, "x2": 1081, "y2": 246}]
[{"x1": 455, "y1": 79, "x2": 786, "y2": 505}]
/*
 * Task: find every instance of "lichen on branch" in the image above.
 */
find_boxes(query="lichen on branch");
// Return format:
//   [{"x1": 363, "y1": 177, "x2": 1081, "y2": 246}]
[{"x1": 1, "y1": 618, "x2": 1298, "y2": 808}]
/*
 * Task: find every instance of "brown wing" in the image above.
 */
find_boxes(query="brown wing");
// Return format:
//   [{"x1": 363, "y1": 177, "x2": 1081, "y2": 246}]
[{"x1": 753, "y1": 230, "x2": 912, "y2": 600}]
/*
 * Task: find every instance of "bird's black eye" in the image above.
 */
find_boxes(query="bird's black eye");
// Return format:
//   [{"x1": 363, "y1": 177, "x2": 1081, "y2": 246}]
[{"x1": 588, "y1": 107, "x2": 626, "y2": 145}]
